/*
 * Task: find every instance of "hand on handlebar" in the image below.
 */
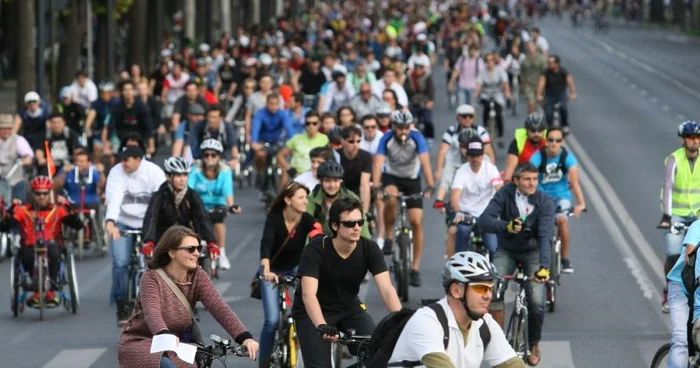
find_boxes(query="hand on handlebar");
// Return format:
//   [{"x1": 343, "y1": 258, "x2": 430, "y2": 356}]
[
  {"x1": 229, "y1": 205, "x2": 242, "y2": 214},
  {"x1": 142, "y1": 241, "x2": 155, "y2": 257},
  {"x1": 262, "y1": 270, "x2": 279, "y2": 283},
  {"x1": 106, "y1": 222, "x2": 120, "y2": 240},
  {"x1": 241, "y1": 338, "x2": 259, "y2": 360},
  {"x1": 534, "y1": 266, "x2": 550, "y2": 283},
  {"x1": 316, "y1": 324, "x2": 340, "y2": 342},
  {"x1": 507, "y1": 218, "x2": 522, "y2": 234},
  {"x1": 572, "y1": 204, "x2": 586, "y2": 218},
  {"x1": 453, "y1": 212, "x2": 467, "y2": 224},
  {"x1": 207, "y1": 242, "x2": 220, "y2": 260}
]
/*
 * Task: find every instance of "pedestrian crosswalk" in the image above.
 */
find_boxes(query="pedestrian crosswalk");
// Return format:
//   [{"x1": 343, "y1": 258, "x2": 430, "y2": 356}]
[{"x1": 42, "y1": 348, "x2": 107, "y2": 368}]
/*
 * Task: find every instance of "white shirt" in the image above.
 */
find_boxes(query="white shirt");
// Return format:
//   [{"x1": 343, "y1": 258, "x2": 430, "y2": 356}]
[
  {"x1": 294, "y1": 170, "x2": 319, "y2": 192},
  {"x1": 389, "y1": 298, "x2": 518, "y2": 368},
  {"x1": 452, "y1": 162, "x2": 502, "y2": 217},
  {"x1": 105, "y1": 160, "x2": 166, "y2": 229},
  {"x1": 322, "y1": 81, "x2": 356, "y2": 113},
  {"x1": 515, "y1": 189, "x2": 535, "y2": 218},
  {"x1": 69, "y1": 79, "x2": 98, "y2": 110},
  {"x1": 371, "y1": 80, "x2": 409, "y2": 107},
  {"x1": 535, "y1": 36, "x2": 550, "y2": 54},
  {"x1": 360, "y1": 131, "x2": 384, "y2": 155}
]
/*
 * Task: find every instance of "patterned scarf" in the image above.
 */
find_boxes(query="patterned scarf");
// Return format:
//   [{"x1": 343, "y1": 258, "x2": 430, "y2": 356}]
[{"x1": 169, "y1": 183, "x2": 188, "y2": 207}]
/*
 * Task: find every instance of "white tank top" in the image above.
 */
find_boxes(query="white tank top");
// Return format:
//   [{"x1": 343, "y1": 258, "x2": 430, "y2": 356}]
[{"x1": 165, "y1": 73, "x2": 190, "y2": 104}]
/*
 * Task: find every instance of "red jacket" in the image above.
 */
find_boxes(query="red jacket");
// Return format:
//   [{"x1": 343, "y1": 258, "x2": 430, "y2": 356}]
[{"x1": 14, "y1": 204, "x2": 71, "y2": 247}]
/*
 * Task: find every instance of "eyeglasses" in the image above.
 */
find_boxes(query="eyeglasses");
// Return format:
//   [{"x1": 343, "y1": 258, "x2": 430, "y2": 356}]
[
  {"x1": 686, "y1": 135, "x2": 700, "y2": 140},
  {"x1": 305, "y1": 120, "x2": 320, "y2": 126},
  {"x1": 361, "y1": 90, "x2": 371, "y2": 93},
  {"x1": 363, "y1": 125, "x2": 378, "y2": 130},
  {"x1": 177, "y1": 245, "x2": 203, "y2": 254},
  {"x1": 339, "y1": 219, "x2": 365, "y2": 228},
  {"x1": 469, "y1": 283, "x2": 494, "y2": 295},
  {"x1": 529, "y1": 129, "x2": 545, "y2": 133},
  {"x1": 202, "y1": 153, "x2": 219, "y2": 158},
  {"x1": 458, "y1": 114, "x2": 474, "y2": 119},
  {"x1": 34, "y1": 191, "x2": 50, "y2": 197},
  {"x1": 345, "y1": 140, "x2": 361, "y2": 144},
  {"x1": 547, "y1": 138, "x2": 563, "y2": 143}
]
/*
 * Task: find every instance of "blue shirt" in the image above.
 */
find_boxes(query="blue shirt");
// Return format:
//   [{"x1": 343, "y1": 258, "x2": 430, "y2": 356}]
[
  {"x1": 251, "y1": 108, "x2": 295, "y2": 144},
  {"x1": 529, "y1": 148, "x2": 578, "y2": 201},
  {"x1": 188, "y1": 164, "x2": 234, "y2": 209},
  {"x1": 376, "y1": 129, "x2": 429, "y2": 179},
  {"x1": 89, "y1": 97, "x2": 118, "y2": 133},
  {"x1": 63, "y1": 165, "x2": 101, "y2": 204},
  {"x1": 287, "y1": 107, "x2": 309, "y2": 135}
]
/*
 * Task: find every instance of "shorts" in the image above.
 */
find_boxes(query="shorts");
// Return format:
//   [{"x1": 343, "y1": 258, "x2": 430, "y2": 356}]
[
  {"x1": 523, "y1": 84, "x2": 537, "y2": 103},
  {"x1": 381, "y1": 174, "x2": 423, "y2": 209},
  {"x1": 551, "y1": 197, "x2": 572, "y2": 217},
  {"x1": 439, "y1": 161, "x2": 461, "y2": 191},
  {"x1": 665, "y1": 215, "x2": 696, "y2": 257}
]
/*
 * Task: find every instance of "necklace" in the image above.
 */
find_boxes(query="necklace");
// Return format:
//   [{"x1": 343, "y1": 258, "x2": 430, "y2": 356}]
[{"x1": 166, "y1": 269, "x2": 191, "y2": 285}]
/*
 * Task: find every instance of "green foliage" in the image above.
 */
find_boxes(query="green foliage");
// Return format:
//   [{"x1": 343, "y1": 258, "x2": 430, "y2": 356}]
[{"x1": 92, "y1": 0, "x2": 134, "y2": 20}]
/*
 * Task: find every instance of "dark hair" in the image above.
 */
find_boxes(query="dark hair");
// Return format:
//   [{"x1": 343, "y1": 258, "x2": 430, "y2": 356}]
[
  {"x1": 73, "y1": 146, "x2": 89, "y2": 158},
  {"x1": 49, "y1": 111, "x2": 64, "y2": 120},
  {"x1": 513, "y1": 161, "x2": 538, "y2": 179},
  {"x1": 119, "y1": 79, "x2": 135, "y2": 91},
  {"x1": 120, "y1": 132, "x2": 145, "y2": 152},
  {"x1": 148, "y1": 226, "x2": 201, "y2": 269},
  {"x1": 185, "y1": 80, "x2": 199, "y2": 89},
  {"x1": 309, "y1": 146, "x2": 333, "y2": 160},
  {"x1": 328, "y1": 196, "x2": 363, "y2": 237},
  {"x1": 207, "y1": 104, "x2": 223, "y2": 115},
  {"x1": 546, "y1": 127, "x2": 564, "y2": 139},
  {"x1": 549, "y1": 54, "x2": 561, "y2": 64},
  {"x1": 532, "y1": 27, "x2": 541, "y2": 33},
  {"x1": 360, "y1": 114, "x2": 377, "y2": 126},
  {"x1": 337, "y1": 106, "x2": 356, "y2": 123},
  {"x1": 383, "y1": 88, "x2": 398, "y2": 103},
  {"x1": 341, "y1": 125, "x2": 362, "y2": 140},
  {"x1": 269, "y1": 181, "x2": 311, "y2": 213},
  {"x1": 291, "y1": 92, "x2": 304, "y2": 103},
  {"x1": 266, "y1": 94, "x2": 280, "y2": 103},
  {"x1": 305, "y1": 110, "x2": 320, "y2": 120},
  {"x1": 75, "y1": 69, "x2": 87, "y2": 77}
]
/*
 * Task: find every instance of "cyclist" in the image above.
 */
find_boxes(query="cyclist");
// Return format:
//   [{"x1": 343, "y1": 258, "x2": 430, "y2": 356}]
[
  {"x1": 104, "y1": 145, "x2": 166, "y2": 326},
  {"x1": 245, "y1": 75, "x2": 283, "y2": 142},
  {"x1": 85, "y1": 81, "x2": 118, "y2": 163},
  {"x1": 447, "y1": 44, "x2": 483, "y2": 106},
  {"x1": 536, "y1": 55, "x2": 577, "y2": 134},
  {"x1": 451, "y1": 136, "x2": 503, "y2": 258},
  {"x1": 660, "y1": 121, "x2": 700, "y2": 313},
  {"x1": 294, "y1": 146, "x2": 334, "y2": 191},
  {"x1": 188, "y1": 139, "x2": 241, "y2": 270},
  {"x1": 286, "y1": 92, "x2": 310, "y2": 135},
  {"x1": 473, "y1": 52, "x2": 511, "y2": 148},
  {"x1": 293, "y1": 196, "x2": 402, "y2": 368},
  {"x1": 478, "y1": 161, "x2": 555, "y2": 366},
  {"x1": 404, "y1": 60, "x2": 436, "y2": 141},
  {"x1": 519, "y1": 41, "x2": 547, "y2": 114},
  {"x1": 171, "y1": 80, "x2": 209, "y2": 133},
  {"x1": 372, "y1": 69, "x2": 409, "y2": 107},
  {"x1": 0, "y1": 176, "x2": 82, "y2": 307},
  {"x1": 257, "y1": 182, "x2": 323, "y2": 367},
  {"x1": 348, "y1": 62, "x2": 377, "y2": 95},
  {"x1": 250, "y1": 94, "x2": 296, "y2": 182},
  {"x1": 376, "y1": 103, "x2": 393, "y2": 133},
  {"x1": 186, "y1": 104, "x2": 238, "y2": 168},
  {"x1": 14, "y1": 91, "x2": 51, "y2": 151},
  {"x1": 350, "y1": 82, "x2": 382, "y2": 119},
  {"x1": 38, "y1": 112, "x2": 80, "y2": 176},
  {"x1": 161, "y1": 61, "x2": 190, "y2": 122},
  {"x1": 117, "y1": 226, "x2": 258, "y2": 367},
  {"x1": 54, "y1": 147, "x2": 104, "y2": 214},
  {"x1": 68, "y1": 69, "x2": 98, "y2": 110},
  {"x1": 141, "y1": 157, "x2": 218, "y2": 258},
  {"x1": 529, "y1": 127, "x2": 586, "y2": 273},
  {"x1": 0, "y1": 113, "x2": 33, "y2": 202},
  {"x1": 389, "y1": 251, "x2": 525, "y2": 368},
  {"x1": 374, "y1": 110, "x2": 434, "y2": 285},
  {"x1": 277, "y1": 110, "x2": 329, "y2": 184},
  {"x1": 56, "y1": 87, "x2": 87, "y2": 140},
  {"x1": 105, "y1": 80, "x2": 156, "y2": 157},
  {"x1": 171, "y1": 103, "x2": 205, "y2": 159},
  {"x1": 360, "y1": 115, "x2": 383, "y2": 155},
  {"x1": 337, "y1": 106, "x2": 357, "y2": 128},
  {"x1": 335, "y1": 125, "x2": 372, "y2": 213},
  {"x1": 502, "y1": 112, "x2": 548, "y2": 182},
  {"x1": 321, "y1": 70, "x2": 356, "y2": 113},
  {"x1": 307, "y1": 160, "x2": 370, "y2": 237}
]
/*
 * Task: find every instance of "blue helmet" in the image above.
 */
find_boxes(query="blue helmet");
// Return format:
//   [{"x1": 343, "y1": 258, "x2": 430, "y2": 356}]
[{"x1": 680, "y1": 121, "x2": 700, "y2": 137}]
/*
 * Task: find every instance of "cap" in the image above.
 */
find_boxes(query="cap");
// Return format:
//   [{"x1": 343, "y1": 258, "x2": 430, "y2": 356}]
[
  {"x1": 417, "y1": 33, "x2": 428, "y2": 42},
  {"x1": 0, "y1": 113, "x2": 14, "y2": 128},
  {"x1": 199, "y1": 43, "x2": 211, "y2": 53},
  {"x1": 239, "y1": 35, "x2": 250, "y2": 48},
  {"x1": 466, "y1": 137, "x2": 484, "y2": 157},
  {"x1": 413, "y1": 58, "x2": 427, "y2": 67},
  {"x1": 188, "y1": 103, "x2": 206, "y2": 115},
  {"x1": 197, "y1": 58, "x2": 208, "y2": 67},
  {"x1": 59, "y1": 87, "x2": 73, "y2": 99},
  {"x1": 120, "y1": 145, "x2": 144, "y2": 160},
  {"x1": 291, "y1": 46, "x2": 305, "y2": 57},
  {"x1": 456, "y1": 104, "x2": 475, "y2": 115},
  {"x1": 24, "y1": 91, "x2": 40, "y2": 103},
  {"x1": 376, "y1": 103, "x2": 392, "y2": 116}
]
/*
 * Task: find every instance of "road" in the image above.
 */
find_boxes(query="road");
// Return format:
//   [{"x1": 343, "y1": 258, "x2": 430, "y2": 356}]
[{"x1": 0, "y1": 17, "x2": 693, "y2": 368}]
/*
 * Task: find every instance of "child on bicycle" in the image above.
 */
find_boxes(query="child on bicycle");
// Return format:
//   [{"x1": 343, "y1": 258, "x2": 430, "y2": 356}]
[{"x1": 0, "y1": 176, "x2": 82, "y2": 306}]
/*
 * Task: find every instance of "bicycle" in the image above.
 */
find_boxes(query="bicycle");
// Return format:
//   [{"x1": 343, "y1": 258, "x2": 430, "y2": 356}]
[
  {"x1": 455, "y1": 213, "x2": 490, "y2": 261},
  {"x1": 233, "y1": 119, "x2": 253, "y2": 189},
  {"x1": 547, "y1": 207, "x2": 587, "y2": 313},
  {"x1": 551, "y1": 102, "x2": 562, "y2": 128},
  {"x1": 382, "y1": 191, "x2": 424, "y2": 303},
  {"x1": 261, "y1": 141, "x2": 285, "y2": 208},
  {"x1": 267, "y1": 275, "x2": 302, "y2": 368},
  {"x1": 650, "y1": 341, "x2": 700, "y2": 367},
  {"x1": 502, "y1": 261, "x2": 538, "y2": 363},
  {"x1": 120, "y1": 229, "x2": 145, "y2": 319},
  {"x1": 486, "y1": 98, "x2": 498, "y2": 142},
  {"x1": 195, "y1": 334, "x2": 250, "y2": 368},
  {"x1": 510, "y1": 71, "x2": 520, "y2": 116},
  {"x1": 63, "y1": 179, "x2": 106, "y2": 261},
  {"x1": 333, "y1": 329, "x2": 372, "y2": 368}
]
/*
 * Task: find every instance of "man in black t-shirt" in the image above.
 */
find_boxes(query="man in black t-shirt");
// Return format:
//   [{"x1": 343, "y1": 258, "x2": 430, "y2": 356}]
[
  {"x1": 293, "y1": 197, "x2": 401, "y2": 368},
  {"x1": 336, "y1": 125, "x2": 372, "y2": 213},
  {"x1": 105, "y1": 80, "x2": 155, "y2": 156},
  {"x1": 36, "y1": 112, "x2": 80, "y2": 175},
  {"x1": 536, "y1": 55, "x2": 577, "y2": 133}
]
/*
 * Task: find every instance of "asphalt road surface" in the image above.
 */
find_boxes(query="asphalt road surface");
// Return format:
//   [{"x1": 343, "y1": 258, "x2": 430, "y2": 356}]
[{"x1": 0, "y1": 17, "x2": 692, "y2": 368}]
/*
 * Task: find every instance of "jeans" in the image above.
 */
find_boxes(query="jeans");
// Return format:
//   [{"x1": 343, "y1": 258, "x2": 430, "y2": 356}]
[
  {"x1": 296, "y1": 310, "x2": 376, "y2": 368},
  {"x1": 110, "y1": 223, "x2": 136, "y2": 305},
  {"x1": 665, "y1": 215, "x2": 696, "y2": 256},
  {"x1": 491, "y1": 248, "x2": 546, "y2": 344},
  {"x1": 668, "y1": 280, "x2": 689, "y2": 368},
  {"x1": 544, "y1": 95, "x2": 569, "y2": 127},
  {"x1": 455, "y1": 223, "x2": 497, "y2": 259},
  {"x1": 458, "y1": 88, "x2": 475, "y2": 106},
  {"x1": 160, "y1": 356, "x2": 177, "y2": 368},
  {"x1": 259, "y1": 267, "x2": 298, "y2": 359}
]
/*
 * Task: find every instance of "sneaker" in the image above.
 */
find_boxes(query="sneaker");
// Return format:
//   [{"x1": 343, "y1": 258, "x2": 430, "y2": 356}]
[
  {"x1": 410, "y1": 270, "x2": 422, "y2": 287},
  {"x1": 383, "y1": 238, "x2": 393, "y2": 255},
  {"x1": 45, "y1": 290, "x2": 60, "y2": 306},
  {"x1": 561, "y1": 258, "x2": 574, "y2": 274},
  {"x1": 662, "y1": 287, "x2": 670, "y2": 314},
  {"x1": 27, "y1": 291, "x2": 41, "y2": 307},
  {"x1": 218, "y1": 248, "x2": 231, "y2": 270}
]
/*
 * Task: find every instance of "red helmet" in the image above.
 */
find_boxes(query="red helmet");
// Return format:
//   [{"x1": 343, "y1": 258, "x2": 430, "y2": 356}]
[{"x1": 30, "y1": 176, "x2": 53, "y2": 191}]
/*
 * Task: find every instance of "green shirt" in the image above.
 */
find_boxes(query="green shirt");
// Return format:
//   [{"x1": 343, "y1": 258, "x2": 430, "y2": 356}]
[
  {"x1": 520, "y1": 54, "x2": 547, "y2": 87},
  {"x1": 286, "y1": 132, "x2": 329, "y2": 173}
]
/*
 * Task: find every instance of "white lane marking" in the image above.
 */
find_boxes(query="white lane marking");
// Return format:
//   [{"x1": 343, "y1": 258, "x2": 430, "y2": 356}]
[
  {"x1": 222, "y1": 295, "x2": 247, "y2": 303},
  {"x1": 566, "y1": 135, "x2": 665, "y2": 284},
  {"x1": 539, "y1": 341, "x2": 576, "y2": 368},
  {"x1": 226, "y1": 233, "x2": 253, "y2": 263},
  {"x1": 41, "y1": 348, "x2": 107, "y2": 368},
  {"x1": 215, "y1": 281, "x2": 232, "y2": 295}
]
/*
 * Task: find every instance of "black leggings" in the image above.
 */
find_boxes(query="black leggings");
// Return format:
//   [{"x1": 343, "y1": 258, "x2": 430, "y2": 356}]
[
  {"x1": 295, "y1": 310, "x2": 375, "y2": 368},
  {"x1": 19, "y1": 245, "x2": 60, "y2": 290},
  {"x1": 481, "y1": 99, "x2": 504, "y2": 138}
]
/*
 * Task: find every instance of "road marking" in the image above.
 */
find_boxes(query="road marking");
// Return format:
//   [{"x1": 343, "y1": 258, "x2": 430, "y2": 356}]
[
  {"x1": 226, "y1": 233, "x2": 253, "y2": 263},
  {"x1": 215, "y1": 281, "x2": 232, "y2": 295},
  {"x1": 41, "y1": 348, "x2": 107, "y2": 368},
  {"x1": 539, "y1": 341, "x2": 575, "y2": 368},
  {"x1": 222, "y1": 295, "x2": 248, "y2": 303}
]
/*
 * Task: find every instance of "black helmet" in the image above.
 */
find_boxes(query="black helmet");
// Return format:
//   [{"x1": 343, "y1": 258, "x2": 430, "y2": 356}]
[
  {"x1": 524, "y1": 112, "x2": 546, "y2": 131},
  {"x1": 317, "y1": 160, "x2": 344, "y2": 179},
  {"x1": 458, "y1": 128, "x2": 478, "y2": 147},
  {"x1": 327, "y1": 126, "x2": 343, "y2": 144}
]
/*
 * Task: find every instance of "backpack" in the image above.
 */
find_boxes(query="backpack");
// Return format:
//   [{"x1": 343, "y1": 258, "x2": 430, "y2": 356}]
[
  {"x1": 364, "y1": 303, "x2": 491, "y2": 368},
  {"x1": 199, "y1": 122, "x2": 228, "y2": 147},
  {"x1": 682, "y1": 245, "x2": 699, "y2": 296},
  {"x1": 537, "y1": 146, "x2": 569, "y2": 177}
]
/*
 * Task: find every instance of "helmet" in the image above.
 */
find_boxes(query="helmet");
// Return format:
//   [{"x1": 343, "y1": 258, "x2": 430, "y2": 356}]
[
  {"x1": 376, "y1": 103, "x2": 393, "y2": 116},
  {"x1": 390, "y1": 110, "x2": 414, "y2": 126},
  {"x1": 458, "y1": 128, "x2": 478, "y2": 146},
  {"x1": 326, "y1": 126, "x2": 343, "y2": 144},
  {"x1": 24, "y1": 91, "x2": 40, "y2": 104},
  {"x1": 680, "y1": 121, "x2": 700, "y2": 137},
  {"x1": 442, "y1": 251, "x2": 500, "y2": 287},
  {"x1": 524, "y1": 112, "x2": 546, "y2": 131},
  {"x1": 317, "y1": 160, "x2": 345, "y2": 179},
  {"x1": 30, "y1": 176, "x2": 53, "y2": 191},
  {"x1": 164, "y1": 157, "x2": 191, "y2": 174},
  {"x1": 259, "y1": 53, "x2": 273, "y2": 66},
  {"x1": 199, "y1": 138, "x2": 224, "y2": 154},
  {"x1": 199, "y1": 43, "x2": 211, "y2": 53},
  {"x1": 98, "y1": 81, "x2": 115, "y2": 92}
]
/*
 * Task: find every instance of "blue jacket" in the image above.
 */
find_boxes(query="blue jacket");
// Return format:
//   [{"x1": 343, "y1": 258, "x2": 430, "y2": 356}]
[
  {"x1": 478, "y1": 182, "x2": 555, "y2": 267},
  {"x1": 251, "y1": 108, "x2": 295, "y2": 143}
]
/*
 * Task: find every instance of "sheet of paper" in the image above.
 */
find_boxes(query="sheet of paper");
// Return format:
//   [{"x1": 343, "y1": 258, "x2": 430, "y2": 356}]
[{"x1": 150, "y1": 334, "x2": 197, "y2": 364}]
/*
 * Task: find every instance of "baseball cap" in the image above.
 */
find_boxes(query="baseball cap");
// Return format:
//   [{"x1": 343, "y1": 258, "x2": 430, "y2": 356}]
[
  {"x1": 0, "y1": 113, "x2": 14, "y2": 128},
  {"x1": 466, "y1": 136, "x2": 484, "y2": 157},
  {"x1": 456, "y1": 104, "x2": 475, "y2": 115},
  {"x1": 120, "y1": 145, "x2": 144, "y2": 160}
]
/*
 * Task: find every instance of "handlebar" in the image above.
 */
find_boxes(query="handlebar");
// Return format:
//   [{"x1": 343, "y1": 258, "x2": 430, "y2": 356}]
[
  {"x1": 382, "y1": 192, "x2": 425, "y2": 201},
  {"x1": 120, "y1": 229, "x2": 143, "y2": 236},
  {"x1": 195, "y1": 334, "x2": 249, "y2": 365},
  {"x1": 556, "y1": 207, "x2": 588, "y2": 217},
  {"x1": 258, "y1": 274, "x2": 297, "y2": 286},
  {"x1": 337, "y1": 329, "x2": 372, "y2": 344},
  {"x1": 657, "y1": 222, "x2": 692, "y2": 233}
]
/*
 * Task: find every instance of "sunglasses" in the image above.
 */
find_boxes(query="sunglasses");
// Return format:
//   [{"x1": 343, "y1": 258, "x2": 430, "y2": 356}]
[
  {"x1": 177, "y1": 245, "x2": 203, "y2": 254},
  {"x1": 686, "y1": 135, "x2": 700, "y2": 140},
  {"x1": 547, "y1": 138, "x2": 563, "y2": 143},
  {"x1": 529, "y1": 129, "x2": 545, "y2": 133},
  {"x1": 458, "y1": 114, "x2": 474, "y2": 119},
  {"x1": 361, "y1": 90, "x2": 371, "y2": 93},
  {"x1": 469, "y1": 283, "x2": 494, "y2": 295},
  {"x1": 305, "y1": 120, "x2": 320, "y2": 126},
  {"x1": 34, "y1": 191, "x2": 50, "y2": 197},
  {"x1": 345, "y1": 140, "x2": 361, "y2": 144},
  {"x1": 339, "y1": 219, "x2": 365, "y2": 228},
  {"x1": 203, "y1": 153, "x2": 219, "y2": 158},
  {"x1": 363, "y1": 125, "x2": 378, "y2": 130}
]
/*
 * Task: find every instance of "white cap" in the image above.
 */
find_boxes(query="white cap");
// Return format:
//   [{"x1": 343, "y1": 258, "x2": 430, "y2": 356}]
[
  {"x1": 456, "y1": 104, "x2": 475, "y2": 115},
  {"x1": 417, "y1": 33, "x2": 428, "y2": 42},
  {"x1": 24, "y1": 91, "x2": 40, "y2": 103},
  {"x1": 259, "y1": 53, "x2": 273, "y2": 66},
  {"x1": 244, "y1": 57, "x2": 258, "y2": 68},
  {"x1": 239, "y1": 35, "x2": 250, "y2": 47},
  {"x1": 199, "y1": 43, "x2": 211, "y2": 53},
  {"x1": 160, "y1": 48, "x2": 172, "y2": 57},
  {"x1": 332, "y1": 64, "x2": 348, "y2": 75},
  {"x1": 291, "y1": 46, "x2": 305, "y2": 57},
  {"x1": 59, "y1": 87, "x2": 73, "y2": 99}
]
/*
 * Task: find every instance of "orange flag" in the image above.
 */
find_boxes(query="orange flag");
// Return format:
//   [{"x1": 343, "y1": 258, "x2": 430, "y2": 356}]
[{"x1": 44, "y1": 140, "x2": 56, "y2": 178}]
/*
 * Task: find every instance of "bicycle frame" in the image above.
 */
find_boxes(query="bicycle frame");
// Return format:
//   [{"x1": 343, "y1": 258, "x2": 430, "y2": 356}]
[
  {"x1": 503, "y1": 263, "x2": 535, "y2": 361},
  {"x1": 270, "y1": 275, "x2": 299, "y2": 368}
]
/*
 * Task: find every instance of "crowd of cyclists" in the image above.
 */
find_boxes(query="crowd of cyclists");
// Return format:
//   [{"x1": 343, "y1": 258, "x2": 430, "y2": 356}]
[{"x1": 11, "y1": 0, "x2": 680, "y2": 367}]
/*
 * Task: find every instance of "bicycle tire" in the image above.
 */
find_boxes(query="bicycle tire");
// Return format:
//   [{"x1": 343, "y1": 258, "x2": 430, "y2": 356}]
[
  {"x1": 66, "y1": 247, "x2": 79, "y2": 314},
  {"x1": 270, "y1": 326, "x2": 287, "y2": 368},
  {"x1": 506, "y1": 309, "x2": 529, "y2": 360},
  {"x1": 547, "y1": 282, "x2": 556, "y2": 313},
  {"x1": 649, "y1": 343, "x2": 671, "y2": 368},
  {"x1": 397, "y1": 232, "x2": 411, "y2": 302},
  {"x1": 10, "y1": 256, "x2": 18, "y2": 317},
  {"x1": 77, "y1": 223, "x2": 85, "y2": 261},
  {"x1": 93, "y1": 220, "x2": 106, "y2": 258},
  {"x1": 487, "y1": 117, "x2": 497, "y2": 143},
  {"x1": 332, "y1": 342, "x2": 343, "y2": 368},
  {"x1": 38, "y1": 253, "x2": 44, "y2": 321},
  {"x1": 199, "y1": 256, "x2": 212, "y2": 280}
]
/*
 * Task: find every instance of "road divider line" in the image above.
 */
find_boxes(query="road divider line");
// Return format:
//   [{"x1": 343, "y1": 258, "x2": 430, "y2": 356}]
[
  {"x1": 226, "y1": 233, "x2": 254, "y2": 263},
  {"x1": 215, "y1": 281, "x2": 232, "y2": 295},
  {"x1": 41, "y1": 348, "x2": 107, "y2": 368}
]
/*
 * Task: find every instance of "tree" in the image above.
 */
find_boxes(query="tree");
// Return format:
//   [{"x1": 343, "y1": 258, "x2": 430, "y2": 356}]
[
  {"x1": 57, "y1": 0, "x2": 86, "y2": 90},
  {"x1": 127, "y1": 0, "x2": 149, "y2": 69},
  {"x1": 649, "y1": 0, "x2": 666, "y2": 22},
  {"x1": 16, "y1": 0, "x2": 36, "y2": 110},
  {"x1": 92, "y1": 0, "x2": 133, "y2": 81}
]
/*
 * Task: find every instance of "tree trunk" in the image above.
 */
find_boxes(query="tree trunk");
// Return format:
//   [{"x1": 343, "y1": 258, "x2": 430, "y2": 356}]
[
  {"x1": 127, "y1": 0, "x2": 149, "y2": 69},
  {"x1": 649, "y1": 0, "x2": 666, "y2": 21},
  {"x1": 94, "y1": 15, "x2": 108, "y2": 82},
  {"x1": 694, "y1": 0, "x2": 700, "y2": 30},
  {"x1": 57, "y1": 0, "x2": 84, "y2": 90},
  {"x1": 671, "y1": 0, "x2": 685, "y2": 25},
  {"x1": 16, "y1": 0, "x2": 36, "y2": 110}
]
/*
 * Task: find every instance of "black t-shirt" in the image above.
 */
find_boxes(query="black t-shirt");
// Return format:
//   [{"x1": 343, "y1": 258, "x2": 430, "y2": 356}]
[
  {"x1": 108, "y1": 99, "x2": 153, "y2": 141},
  {"x1": 337, "y1": 148, "x2": 372, "y2": 197},
  {"x1": 543, "y1": 67, "x2": 569, "y2": 97},
  {"x1": 150, "y1": 68, "x2": 168, "y2": 98},
  {"x1": 298, "y1": 66, "x2": 327, "y2": 95},
  {"x1": 218, "y1": 65, "x2": 240, "y2": 94},
  {"x1": 173, "y1": 95, "x2": 210, "y2": 116},
  {"x1": 259, "y1": 211, "x2": 317, "y2": 270},
  {"x1": 507, "y1": 139, "x2": 519, "y2": 156},
  {"x1": 60, "y1": 102, "x2": 86, "y2": 135},
  {"x1": 292, "y1": 236, "x2": 388, "y2": 317},
  {"x1": 46, "y1": 128, "x2": 79, "y2": 167}
]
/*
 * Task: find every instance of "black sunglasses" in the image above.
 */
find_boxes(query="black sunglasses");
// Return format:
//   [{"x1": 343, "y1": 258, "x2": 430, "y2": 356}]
[
  {"x1": 547, "y1": 138, "x2": 563, "y2": 143},
  {"x1": 202, "y1": 153, "x2": 219, "y2": 158},
  {"x1": 458, "y1": 114, "x2": 474, "y2": 119},
  {"x1": 529, "y1": 129, "x2": 545, "y2": 133},
  {"x1": 177, "y1": 245, "x2": 203, "y2": 254},
  {"x1": 339, "y1": 219, "x2": 365, "y2": 228},
  {"x1": 305, "y1": 120, "x2": 320, "y2": 126},
  {"x1": 34, "y1": 191, "x2": 50, "y2": 197}
]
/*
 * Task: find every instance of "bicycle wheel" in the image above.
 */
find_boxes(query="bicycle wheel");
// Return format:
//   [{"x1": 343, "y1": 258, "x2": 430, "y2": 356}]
[
  {"x1": 270, "y1": 327, "x2": 286, "y2": 368},
  {"x1": 77, "y1": 225, "x2": 85, "y2": 261},
  {"x1": 396, "y1": 232, "x2": 411, "y2": 302},
  {"x1": 506, "y1": 309, "x2": 530, "y2": 360},
  {"x1": 649, "y1": 343, "x2": 671, "y2": 368},
  {"x1": 487, "y1": 117, "x2": 497, "y2": 143},
  {"x1": 37, "y1": 254, "x2": 44, "y2": 321},
  {"x1": 65, "y1": 247, "x2": 79, "y2": 314},
  {"x1": 547, "y1": 281, "x2": 556, "y2": 313},
  {"x1": 10, "y1": 256, "x2": 18, "y2": 317}
]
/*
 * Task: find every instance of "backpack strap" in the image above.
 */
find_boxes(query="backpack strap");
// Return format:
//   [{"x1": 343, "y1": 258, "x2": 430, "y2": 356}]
[
  {"x1": 427, "y1": 303, "x2": 449, "y2": 350},
  {"x1": 559, "y1": 147, "x2": 569, "y2": 176},
  {"x1": 537, "y1": 146, "x2": 548, "y2": 174},
  {"x1": 479, "y1": 320, "x2": 491, "y2": 351}
]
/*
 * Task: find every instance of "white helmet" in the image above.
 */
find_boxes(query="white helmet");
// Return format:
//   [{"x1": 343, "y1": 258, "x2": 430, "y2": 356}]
[
  {"x1": 442, "y1": 251, "x2": 500, "y2": 287},
  {"x1": 164, "y1": 156, "x2": 191, "y2": 174},
  {"x1": 259, "y1": 53, "x2": 273, "y2": 66},
  {"x1": 199, "y1": 43, "x2": 211, "y2": 53},
  {"x1": 24, "y1": 91, "x2": 40, "y2": 103},
  {"x1": 200, "y1": 138, "x2": 224, "y2": 154}
]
